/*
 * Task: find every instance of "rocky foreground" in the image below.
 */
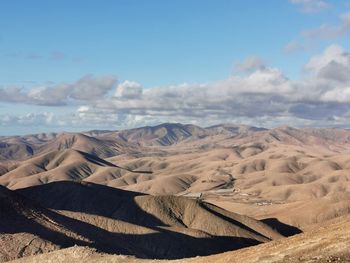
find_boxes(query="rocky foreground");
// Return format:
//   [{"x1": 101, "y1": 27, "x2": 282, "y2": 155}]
[{"x1": 10, "y1": 215, "x2": 350, "y2": 263}]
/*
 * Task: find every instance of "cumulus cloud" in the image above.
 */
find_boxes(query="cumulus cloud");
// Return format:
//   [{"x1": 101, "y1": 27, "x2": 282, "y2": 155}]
[
  {"x1": 321, "y1": 88, "x2": 350, "y2": 102},
  {"x1": 305, "y1": 44, "x2": 350, "y2": 82},
  {"x1": 27, "y1": 84, "x2": 71, "y2": 105},
  {"x1": 306, "y1": 44, "x2": 349, "y2": 70},
  {"x1": 0, "y1": 74, "x2": 117, "y2": 106},
  {"x1": 70, "y1": 44, "x2": 350, "y2": 128},
  {"x1": 70, "y1": 75, "x2": 117, "y2": 100},
  {"x1": 0, "y1": 87, "x2": 29, "y2": 103},
  {"x1": 3, "y1": 45, "x2": 350, "y2": 130},
  {"x1": 114, "y1": 80, "x2": 143, "y2": 99},
  {"x1": 0, "y1": 112, "x2": 55, "y2": 126},
  {"x1": 289, "y1": 0, "x2": 330, "y2": 13}
]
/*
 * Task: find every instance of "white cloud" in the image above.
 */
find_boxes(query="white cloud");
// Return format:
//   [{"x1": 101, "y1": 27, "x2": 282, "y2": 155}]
[
  {"x1": 0, "y1": 87, "x2": 28, "y2": 103},
  {"x1": 0, "y1": 112, "x2": 55, "y2": 126},
  {"x1": 70, "y1": 74, "x2": 117, "y2": 100},
  {"x1": 0, "y1": 75, "x2": 117, "y2": 106},
  {"x1": 305, "y1": 44, "x2": 350, "y2": 82},
  {"x1": 245, "y1": 68, "x2": 290, "y2": 92},
  {"x1": 27, "y1": 84, "x2": 71, "y2": 105},
  {"x1": 3, "y1": 45, "x2": 350, "y2": 130},
  {"x1": 321, "y1": 87, "x2": 350, "y2": 102},
  {"x1": 114, "y1": 80, "x2": 143, "y2": 99},
  {"x1": 73, "y1": 45, "x2": 350, "y2": 128}
]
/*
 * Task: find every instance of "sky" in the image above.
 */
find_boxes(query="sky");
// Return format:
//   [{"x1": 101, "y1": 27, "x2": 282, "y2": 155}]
[{"x1": 1, "y1": 0, "x2": 350, "y2": 135}]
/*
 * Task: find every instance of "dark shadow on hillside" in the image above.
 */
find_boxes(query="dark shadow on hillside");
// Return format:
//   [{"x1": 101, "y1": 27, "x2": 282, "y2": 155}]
[
  {"x1": 77, "y1": 150, "x2": 118, "y2": 167},
  {"x1": 202, "y1": 202, "x2": 271, "y2": 240},
  {"x1": 2, "y1": 182, "x2": 264, "y2": 259},
  {"x1": 0, "y1": 185, "x2": 91, "y2": 249},
  {"x1": 261, "y1": 218, "x2": 302, "y2": 237},
  {"x1": 78, "y1": 150, "x2": 153, "y2": 174},
  {"x1": 38, "y1": 209, "x2": 262, "y2": 259},
  {"x1": 16, "y1": 181, "x2": 168, "y2": 227},
  {"x1": 0, "y1": 210, "x2": 91, "y2": 249}
]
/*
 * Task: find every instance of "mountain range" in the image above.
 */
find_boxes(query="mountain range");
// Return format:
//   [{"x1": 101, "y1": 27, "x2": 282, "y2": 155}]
[{"x1": 2, "y1": 123, "x2": 350, "y2": 262}]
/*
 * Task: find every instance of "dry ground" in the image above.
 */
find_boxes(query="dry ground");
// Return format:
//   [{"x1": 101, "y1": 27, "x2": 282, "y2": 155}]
[
  {"x1": 10, "y1": 215, "x2": 350, "y2": 263},
  {"x1": 2, "y1": 123, "x2": 350, "y2": 262}
]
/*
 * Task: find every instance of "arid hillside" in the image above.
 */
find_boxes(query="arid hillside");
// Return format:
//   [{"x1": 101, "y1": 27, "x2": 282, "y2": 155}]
[
  {"x1": 2, "y1": 123, "x2": 350, "y2": 262},
  {"x1": 10, "y1": 215, "x2": 350, "y2": 263},
  {"x1": 2, "y1": 123, "x2": 350, "y2": 229},
  {"x1": 0, "y1": 181, "x2": 282, "y2": 262}
]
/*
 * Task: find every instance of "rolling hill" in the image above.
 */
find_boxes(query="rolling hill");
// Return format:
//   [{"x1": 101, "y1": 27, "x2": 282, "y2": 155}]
[
  {"x1": 2, "y1": 123, "x2": 350, "y2": 260},
  {"x1": 0, "y1": 181, "x2": 283, "y2": 262}
]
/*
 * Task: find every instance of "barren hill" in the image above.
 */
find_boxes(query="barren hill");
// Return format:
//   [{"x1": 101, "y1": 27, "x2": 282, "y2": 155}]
[
  {"x1": 3, "y1": 123, "x2": 350, "y2": 261},
  {"x1": 3, "y1": 123, "x2": 350, "y2": 231},
  {"x1": 36, "y1": 133, "x2": 125, "y2": 158},
  {"x1": 0, "y1": 140, "x2": 34, "y2": 161},
  {"x1": 0, "y1": 184, "x2": 91, "y2": 262},
  {"x1": 113, "y1": 123, "x2": 210, "y2": 146},
  {"x1": 0, "y1": 132, "x2": 136, "y2": 161},
  {"x1": 0, "y1": 149, "x2": 140, "y2": 190},
  {"x1": 0, "y1": 181, "x2": 283, "y2": 262},
  {"x1": 11, "y1": 215, "x2": 350, "y2": 263}
]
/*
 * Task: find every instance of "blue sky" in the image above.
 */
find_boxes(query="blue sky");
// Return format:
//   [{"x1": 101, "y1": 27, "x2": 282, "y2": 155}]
[{"x1": 1, "y1": 0, "x2": 350, "y2": 135}]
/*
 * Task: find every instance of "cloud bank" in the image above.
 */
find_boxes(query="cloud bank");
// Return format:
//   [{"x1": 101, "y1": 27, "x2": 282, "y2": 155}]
[
  {"x1": 2, "y1": 45, "x2": 350, "y2": 130},
  {"x1": 0, "y1": 75, "x2": 117, "y2": 106}
]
